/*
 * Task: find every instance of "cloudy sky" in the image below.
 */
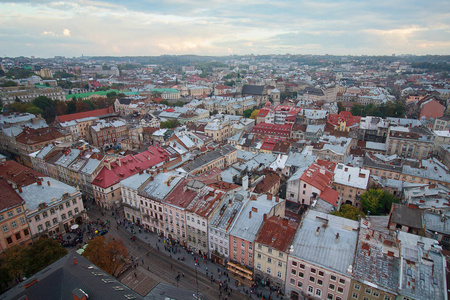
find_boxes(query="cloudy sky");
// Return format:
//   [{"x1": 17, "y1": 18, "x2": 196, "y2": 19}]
[{"x1": 0, "y1": 0, "x2": 449, "y2": 58}]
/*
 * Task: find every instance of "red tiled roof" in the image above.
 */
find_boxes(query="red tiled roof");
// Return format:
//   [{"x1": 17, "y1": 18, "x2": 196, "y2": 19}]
[
  {"x1": 0, "y1": 160, "x2": 44, "y2": 187},
  {"x1": 16, "y1": 127, "x2": 65, "y2": 145},
  {"x1": 215, "y1": 85, "x2": 230, "y2": 90},
  {"x1": 319, "y1": 187, "x2": 340, "y2": 206},
  {"x1": 0, "y1": 179, "x2": 25, "y2": 211},
  {"x1": 257, "y1": 108, "x2": 270, "y2": 117},
  {"x1": 254, "y1": 172, "x2": 280, "y2": 194},
  {"x1": 327, "y1": 111, "x2": 361, "y2": 127},
  {"x1": 56, "y1": 107, "x2": 114, "y2": 123},
  {"x1": 300, "y1": 163, "x2": 334, "y2": 192},
  {"x1": 251, "y1": 123, "x2": 293, "y2": 138},
  {"x1": 92, "y1": 146, "x2": 169, "y2": 188},
  {"x1": 420, "y1": 99, "x2": 445, "y2": 119},
  {"x1": 164, "y1": 179, "x2": 197, "y2": 208},
  {"x1": 255, "y1": 216, "x2": 297, "y2": 252}
]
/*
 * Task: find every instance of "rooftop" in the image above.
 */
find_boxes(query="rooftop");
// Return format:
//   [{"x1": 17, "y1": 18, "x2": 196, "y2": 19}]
[{"x1": 255, "y1": 215, "x2": 297, "y2": 252}]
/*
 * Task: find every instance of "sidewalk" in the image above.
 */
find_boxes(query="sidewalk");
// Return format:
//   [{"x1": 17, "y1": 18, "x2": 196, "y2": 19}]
[{"x1": 91, "y1": 206, "x2": 289, "y2": 300}]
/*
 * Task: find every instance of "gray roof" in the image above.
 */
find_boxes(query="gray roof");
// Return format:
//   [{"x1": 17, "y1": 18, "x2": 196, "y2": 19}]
[
  {"x1": 120, "y1": 172, "x2": 153, "y2": 190},
  {"x1": 139, "y1": 171, "x2": 183, "y2": 201},
  {"x1": 390, "y1": 203, "x2": 423, "y2": 229},
  {"x1": 229, "y1": 193, "x2": 282, "y2": 242},
  {"x1": 182, "y1": 144, "x2": 236, "y2": 173},
  {"x1": 55, "y1": 149, "x2": 81, "y2": 168},
  {"x1": 210, "y1": 191, "x2": 247, "y2": 233},
  {"x1": 20, "y1": 177, "x2": 78, "y2": 211},
  {"x1": 1, "y1": 251, "x2": 144, "y2": 300},
  {"x1": 423, "y1": 212, "x2": 450, "y2": 235},
  {"x1": 290, "y1": 210, "x2": 359, "y2": 275},
  {"x1": 242, "y1": 84, "x2": 264, "y2": 95},
  {"x1": 145, "y1": 282, "x2": 209, "y2": 300},
  {"x1": 80, "y1": 158, "x2": 102, "y2": 175}
]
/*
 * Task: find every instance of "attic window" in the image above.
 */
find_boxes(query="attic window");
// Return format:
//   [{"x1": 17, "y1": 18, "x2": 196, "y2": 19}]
[
  {"x1": 102, "y1": 279, "x2": 115, "y2": 283},
  {"x1": 91, "y1": 271, "x2": 104, "y2": 276},
  {"x1": 124, "y1": 295, "x2": 137, "y2": 299},
  {"x1": 113, "y1": 286, "x2": 124, "y2": 291}
]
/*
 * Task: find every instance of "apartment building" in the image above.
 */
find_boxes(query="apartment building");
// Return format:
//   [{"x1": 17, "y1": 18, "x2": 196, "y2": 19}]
[
  {"x1": 0, "y1": 180, "x2": 31, "y2": 252},
  {"x1": 332, "y1": 164, "x2": 370, "y2": 206},
  {"x1": 181, "y1": 144, "x2": 237, "y2": 176},
  {"x1": 254, "y1": 215, "x2": 297, "y2": 291},
  {"x1": 89, "y1": 119, "x2": 128, "y2": 148},
  {"x1": 286, "y1": 211, "x2": 359, "y2": 300},
  {"x1": 385, "y1": 126, "x2": 433, "y2": 160}
]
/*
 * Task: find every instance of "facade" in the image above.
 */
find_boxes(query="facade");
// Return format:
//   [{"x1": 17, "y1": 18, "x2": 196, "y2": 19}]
[
  {"x1": 286, "y1": 211, "x2": 359, "y2": 300},
  {"x1": 0, "y1": 180, "x2": 31, "y2": 252},
  {"x1": 20, "y1": 177, "x2": 85, "y2": 237},
  {"x1": 89, "y1": 119, "x2": 128, "y2": 148},
  {"x1": 254, "y1": 215, "x2": 297, "y2": 291},
  {"x1": 0, "y1": 86, "x2": 65, "y2": 104},
  {"x1": 181, "y1": 144, "x2": 237, "y2": 175},
  {"x1": 120, "y1": 172, "x2": 153, "y2": 225},
  {"x1": 312, "y1": 136, "x2": 352, "y2": 163},
  {"x1": 385, "y1": 126, "x2": 433, "y2": 160}
]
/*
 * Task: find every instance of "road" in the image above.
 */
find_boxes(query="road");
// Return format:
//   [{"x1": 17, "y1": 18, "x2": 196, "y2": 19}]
[{"x1": 85, "y1": 205, "x2": 262, "y2": 300}]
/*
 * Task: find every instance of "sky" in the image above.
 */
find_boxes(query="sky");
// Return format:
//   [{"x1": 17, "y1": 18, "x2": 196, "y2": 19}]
[{"x1": 0, "y1": 0, "x2": 449, "y2": 58}]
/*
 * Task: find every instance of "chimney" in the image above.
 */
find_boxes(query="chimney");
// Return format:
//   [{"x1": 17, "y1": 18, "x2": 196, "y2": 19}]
[
  {"x1": 267, "y1": 194, "x2": 272, "y2": 200},
  {"x1": 335, "y1": 232, "x2": 340, "y2": 243},
  {"x1": 252, "y1": 207, "x2": 258, "y2": 213},
  {"x1": 18, "y1": 186, "x2": 23, "y2": 193},
  {"x1": 263, "y1": 214, "x2": 267, "y2": 221},
  {"x1": 166, "y1": 181, "x2": 170, "y2": 186},
  {"x1": 47, "y1": 181, "x2": 51, "y2": 186},
  {"x1": 163, "y1": 167, "x2": 167, "y2": 173},
  {"x1": 150, "y1": 176, "x2": 154, "y2": 181},
  {"x1": 315, "y1": 226, "x2": 320, "y2": 236},
  {"x1": 249, "y1": 211, "x2": 252, "y2": 219},
  {"x1": 229, "y1": 199, "x2": 232, "y2": 205},
  {"x1": 73, "y1": 257, "x2": 77, "y2": 265},
  {"x1": 282, "y1": 218, "x2": 288, "y2": 226},
  {"x1": 72, "y1": 288, "x2": 89, "y2": 300},
  {"x1": 37, "y1": 180, "x2": 42, "y2": 186},
  {"x1": 275, "y1": 196, "x2": 279, "y2": 202}
]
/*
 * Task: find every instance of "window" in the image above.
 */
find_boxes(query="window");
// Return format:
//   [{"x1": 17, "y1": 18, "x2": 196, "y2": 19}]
[
  {"x1": 257, "y1": 253, "x2": 261, "y2": 259},
  {"x1": 61, "y1": 214, "x2": 66, "y2": 220},
  {"x1": 318, "y1": 271, "x2": 324, "y2": 276},
  {"x1": 267, "y1": 258, "x2": 272, "y2": 263},
  {"x1": 327, "y1": 293, "x2": 333, "y2": 300},
  {"x1": 300, "y1": 264, "x2": 305, "y2": 269},
  {"x1": 11, "y1": 221, "x2": 17, "y2": 228},
  {"x1": 74, "y1": 208, "x2": 79, "y2": 214},
  {"x1": 352, "y1": 293, "x2": 359, "y2": 299},
  {"x1": 68, "y1": 211, "x2": 73, "y2": 217},
  {"x1": 2, "y1": 225, "x2": 8, "y2": 232},
  {"x1": 277, "y1": 271, "x2": 282, "y2": 278},
  {"x1": 354, "y1": 284, "x2": 360, "y2": 290},
  {"x1": 297, "y1": 281, "x2": 303, "y2": 288},
  {"x1": 311, "y1": 268, "x2": 316, "y2": 274},
  {"x1": 337, "y1": 287, "x2": 344, "y2": 293},
  {"x1": 278, "y1": 252, "x2": 283, "y2": 258},
  {"x1": 266, "y1": 267, "x2": 271, "y2": 274},
  {"x1": 0, "y1": 214, "x2": 3, "y2": 221},
  {"x1": 6, "y1": 237, "x2": 12, "y2": 244},
  {"x1": 339, "y1": 278, "x2": 345, "y2": 285},
  {"x1": 365, "y1": 288, "x2": 371, "y2": 295},
  {"x1": 384, "y1": 297, "x2": 391, "y2": 300},
  {"x1": 373, "y1": 291, "x2": 379, "y2": 298},
  {"x1": 66, "y1": 202, "x2": 70, "y2": 208},
  {"x1": 256, "y1": 263, "x2": 261, "y2": 270},
  {"x1": 308, "y1": 286, "x2": 314, "y2": 293},
  {"x1": 292, "y1": 261, "x2": 297, "y2": 267},
  {"x1": 315, "y1": 289, "x2": 322, "y2": 297},
  {"x1": 329, "y1": 284, "x2": 335, "y2": 290},
  {"x1": 317, "y1": 279, "x2": 323, "y2": 286},
  {"x1": 24, "y1": 229, "x2": 29, "y2": 236},
  {"x1": 37, "y1": 225, "x2": 43, "y2": 231},
  {"x1": 15, "y1": 232, "x2": 21, "y2": 240},
  {"x1": 16, "y1": 207, "x2": 22, "y2": 214},
  {"x1": 7, "y1": 211, "x2": 13, "y2": 218},
  {"x1": 330, "y1": 275, "x2": 336, "y2": 281},
  {"x1": 45, "y1": 221, "x2": 50, "y2": 228},
  {"x1": 53, "y1": 218, "x2": 58, "y2": 225},
  {"x1": 50, "y1": 208, "x2": 55, "y2": 215},
  {"x1": 258, "y1": 244, "x2": 262, "y2": 250},
  {"x1": 309, "y1": 276, "x2": 315, "y2": 283},
  {"x1": 268, "y1": 248, "x2": 272, "y2": 254},
  {"x1": 299, "y1": 272, "x2": 304, "y2": 278},
  {"x1": 290, "y1": 278, "x2": 296, "y2": 285},
  {"x1": 35, "y1": 215, "x2": 40, "y2": 222},
  {"x1": 278, "y1": 262, "x2": 282, "y2": 267},
  {"x1": 291, "y1": 269, "x2": 296, "y2": 275},
  {"x1": 241, "y1": 241, "x2": 245, "y2": 248}
]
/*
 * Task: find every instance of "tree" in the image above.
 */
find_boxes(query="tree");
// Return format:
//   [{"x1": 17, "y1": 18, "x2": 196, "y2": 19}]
[
  {"x1": 243, "y1": 109, "x2": 253, "y2": 118},
  {"x1": 337, "y1": 102, "x2": 345, "y2": 113},
  {"x1": 160, "y1": 119, "x2": 180, "y2": 129},
  {"x1": 0, "y1": 80, "x2": 18, "y2": 87},
  {"x1": 83, "y1": 236, "x2": 127, "y2": 276},
  {"x1": 351, "y1": 104, "x2": 364, "y2": 116},
  {"x1": 250, "y1": 109, "x2": 259, "y2": 120},
  {"x1": 32, "y1": 96, "x2": 56, "y2": 123},
  {"x1": 331, "y1": 204, "x2": 365, "y2": 221},
  {"x1": 25, "y1": 106, "x2": 42, "y2": 115},
  {"x1": 24, "y1": 238, "x2": 67, "y2": 277},
  {"x1": 360, "y1": 189, "x2": 399, "y2": 215}
]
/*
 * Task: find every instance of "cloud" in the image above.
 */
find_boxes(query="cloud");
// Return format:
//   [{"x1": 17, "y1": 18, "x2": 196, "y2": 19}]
[{"x1": 0, "y1": 0, "x2": 449, "y2": 57}]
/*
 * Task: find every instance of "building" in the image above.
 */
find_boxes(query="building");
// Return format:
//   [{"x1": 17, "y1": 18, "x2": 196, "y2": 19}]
[
  {"x1": 254, "y1": 215, "x2": 297, "y2": 291},
  {"x1": 286, "y1": 211, "x2": 359, "y2": 300},
  {"x1": 251, "y1": 123, "x2": 293, "y2": 139},
  {"x1": 332, "y1": 163, "x2": 370, "y2": 206},
  {"x1": 349, "y1": 219, "x2": 399, "y2": 300},
  {"x1": 181, "y1": 144, "x2": 237, "y2": 175},
  {"x1": 385, "y1": 126, "x2": 434, "y2": 160},
  {"x1": 0, "y1": 86, "x2": 65, "y2": 104},
  {"x1": 433, "y1": 115, "x2": 450, "y2": 131},
  {"x1": 312, "y1": 136, "x2": 352, "y2": 163},
  {"x1": 120, "y1": 171, "x2": 153, "y2": 225},
  {"x1": 19, "y1": 177, "x2": 85, "y2": 237},
  {"x1": 0, "y1": 180, "x2": 31, "y2": 252},
  {"x1": 89, "y1": 119, "x2": 128, "y2": 149},
  {"x1": 388, "y1": 203, "x2": 423, "y2": 235},
  {"x1": 228, "y1": 193, "x2": 285, "y2": 286}
]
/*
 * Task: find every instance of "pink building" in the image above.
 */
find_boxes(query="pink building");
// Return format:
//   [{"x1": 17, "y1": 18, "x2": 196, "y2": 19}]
[{"x1": 286, "y1": 210, "x2": 359, "y2": 300}]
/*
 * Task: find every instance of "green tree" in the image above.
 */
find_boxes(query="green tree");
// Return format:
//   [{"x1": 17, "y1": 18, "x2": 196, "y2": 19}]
[
  {"x1": 331, "y1": 204, "x2": 365, "y2": 221},
  {"x1": 25, "y1": 106, "x2": 42, "y2": 115},
  {"x1": 250, "y1": 109, "x2": 259, "y2": 120},
  {"x1": 24, "y1": 238, "x2": 67, "y2": 277},
  {"x1": 351, "y1": 104, "x2": 364, "y2": 116},
  {"x1": 0, "y1": 80, "x2": 18, "y2": 87},
  {"x1": 160, "y1": 119, "x2": 180, "y2": 129},
  {"x1": 106, "y1": 91, "x2": 118, "y2": 100},
  {"x1": 32, "y1": 96, "x2": 56, "y2": 123},
  {"x1": 360, "y1": 189, "x2": 399, "y2": 215},
  {"x1": 243, "y1": 109, "x2": 253, "y2": 118},
  {"x1": 337, "y1": 102, "x2": 345, "y2": 113}
]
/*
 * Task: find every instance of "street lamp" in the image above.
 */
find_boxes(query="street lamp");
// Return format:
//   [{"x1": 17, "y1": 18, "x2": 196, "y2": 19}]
[{"x1": 195, "y1": 263, "x2": 199, "y2": 300}]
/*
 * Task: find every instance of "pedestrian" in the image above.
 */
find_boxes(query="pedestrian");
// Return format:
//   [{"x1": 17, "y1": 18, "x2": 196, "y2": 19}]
[{"x1": 182, "y1": 272, "x2": 184, "y2": 277}]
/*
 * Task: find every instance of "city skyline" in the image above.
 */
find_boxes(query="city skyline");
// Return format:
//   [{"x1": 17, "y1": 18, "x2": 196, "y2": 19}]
[{"x1": 0, "y1": 0, "x2": 449, "y2": 58}]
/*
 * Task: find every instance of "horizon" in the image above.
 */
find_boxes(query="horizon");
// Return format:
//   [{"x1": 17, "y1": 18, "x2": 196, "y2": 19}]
[{"x1": 1, "y1": 0, "x2": 449, "y2": 58}]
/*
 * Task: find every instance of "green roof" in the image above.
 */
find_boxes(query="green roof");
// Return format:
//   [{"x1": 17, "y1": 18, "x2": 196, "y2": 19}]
[
  {"x1": 65, "y1": 90, "x2": 139, "y2": 100},
  {"x1": 151, "y1": 88, "x2": 179, "y2": 94}
]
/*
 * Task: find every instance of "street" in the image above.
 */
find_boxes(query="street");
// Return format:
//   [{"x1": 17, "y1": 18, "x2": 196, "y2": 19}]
[{"x1": 84, "y1": 204, "x2": 285, "y2": 300}]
